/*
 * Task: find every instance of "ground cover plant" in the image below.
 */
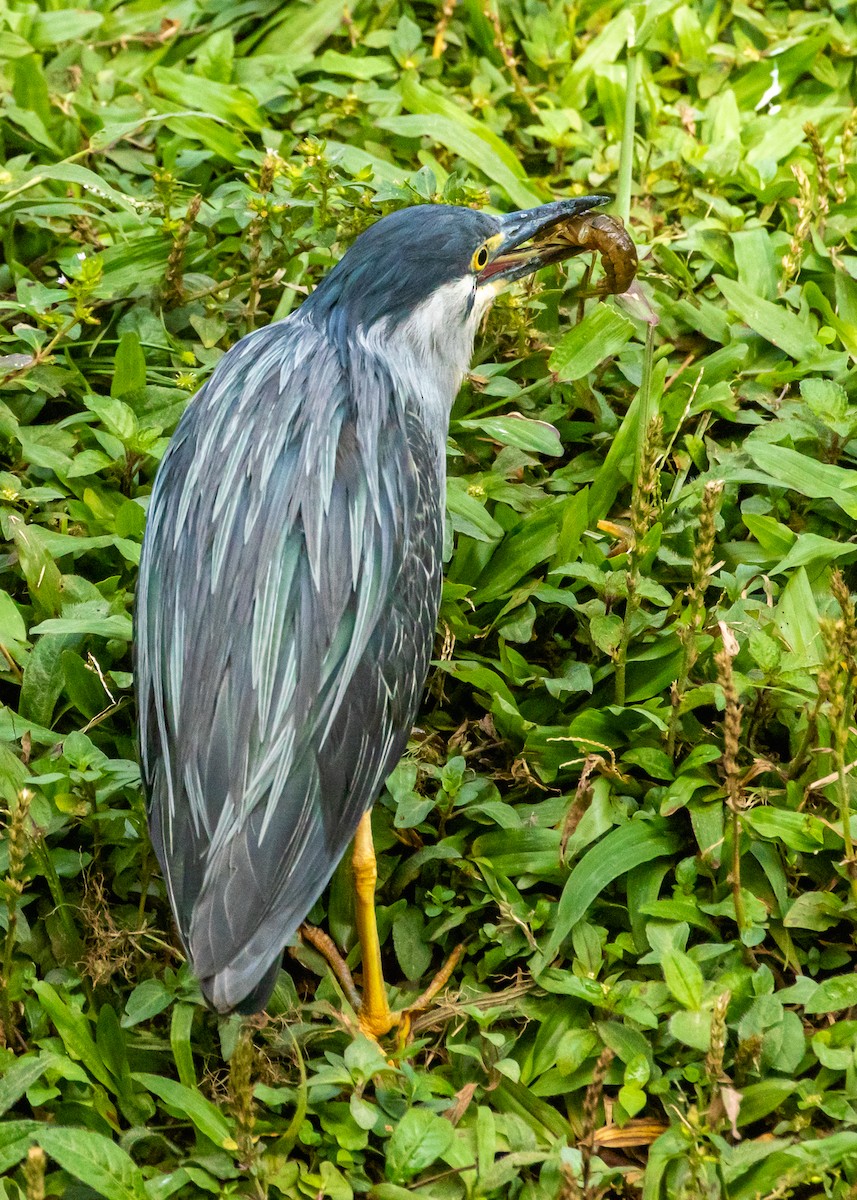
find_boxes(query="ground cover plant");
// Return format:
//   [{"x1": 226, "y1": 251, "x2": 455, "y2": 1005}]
[{"x1": 0, "y1": 0, "x2": 856, "y2": 1196}]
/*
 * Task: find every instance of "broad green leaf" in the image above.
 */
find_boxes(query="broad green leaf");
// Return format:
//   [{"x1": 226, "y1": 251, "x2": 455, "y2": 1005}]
[
  {"x1": 133, "y1": 1074, "x2": 235, "y2": 1149},
  {"x1": 0, "y1": 1055, "x2": 50, "y2": 1117},
  {"x1": 784, "y1": 891, "x2": 843, "y2": 932},
  {"x1": 6, "y1": 514, "x2": 62, "y2": 619},
  {"x1": 312, "y1": 50, "x2": 394, "y2": 80},
  {"x1": 111, "y1": 332, "x2": 147, "y2": 397},
  {"x1": 30, "y1": 614, "x2": 133, "y2": 640},
  {"x1": 541, "y1": 822, "x2": 681, "y2": 962},
  {"x1": 392, "y1": 908, "x2": 432, "y2": 980},
  {"x1": 400, "y1": 74, "x2": 539, "y2": 204},
  {"x1": 661, "y1": 948, "x2": 704, "y2": 1009},
  {"x1": 446, "y1": 477, "x2": 504, "y2": 541},
  {"x1": 773, "y1": 567, "x2": 823, "y2": 671},
  {"x1": 386, "y1": 1108, "x2": 454, "y2": 1184},
  {"x1": 0, "y1": 590, "x2": 28, "y2": 649},
  {"x1": 122, "y1": 979, "x2": 172, "y2": 1028},
  {"x1": 32, "y1": 982, "x2": 113, "y2": 1092},
  {"x1": 735, "y1": 1080, "x2": 795, "y2": 1126},
  {"x1": 745, "y1": 442, "x2": 857, "y2": 519},
  {"x1": 0, "y1": 163, "x2": 140, "y2": 217},
  {"x1": 0, "y1": 1121, "x2": 40, "y2": 1174},
  {"x1": 36, "y1": 1125, "x2": 148, "y2": 1200},
  {"x1": 743, "y1": 808, "x2": 825, "y2": 852},
  {"x1": 549, "y1": 305, "x2": 635, "y2": 381},
  {"x1": 456, "y1": 413, "x2": 563, "y2": 456},
  {"x1": 714, "y1": 274, "x2": 824, "y2": 360},
  {"x1": 153, "y1": 67, "x2": 264, "y2": 130},
  {"x1": 804, "y1": 974, "x2": 857, "y2": 1015},
  {"x1": 254, "y1": 0, "x2": 353, "y2": 61},
  {"x1": 378, "y1": 114, "x2": 540, "y2": 208}
]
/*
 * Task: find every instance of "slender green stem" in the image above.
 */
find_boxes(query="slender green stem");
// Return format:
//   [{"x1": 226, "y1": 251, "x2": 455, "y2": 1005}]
[
  {"x1": 731, "y1": 807, "x2": 746, "y2": 934},
  {"x1": 833, "y1": 739, "x2": 857, "y2": 905},
  {"x1": 616, "y1": 42, "x2": 638, "y2": 227},
  {"x1": 635, "y1": 321, "x2": 656, "y2": 486},
  {"x1": 1, "y1": 893, "x2": 19, "y2": 1043},
  {"x1": 614, "y1": 575, "x2": 637, "y2": 708}
]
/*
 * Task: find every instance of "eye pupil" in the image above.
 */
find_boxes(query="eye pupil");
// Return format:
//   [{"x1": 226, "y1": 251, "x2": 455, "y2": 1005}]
[{"x1": 475, "y1": 246, "x2": 489, "y2": 269}]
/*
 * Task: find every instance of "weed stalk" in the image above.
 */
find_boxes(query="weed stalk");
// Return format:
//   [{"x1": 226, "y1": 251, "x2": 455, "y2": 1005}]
[
  {"x1": 819, "y1": 571, "x2": 857, "y2": 902},
  {"x1": 803, "y1": 121, "x2": 831, "y2": 222},
  {"x1": 615, "y1": 409, "x2": 662, "y2": 706},
  {"x1": 162, "y1": 193, "x2": 202, "y2": 307},
  {"x1": 666, "y1": 480, "x2": 724, "y2": 756},
  {"x1": 24, "y1": 1146, "x2": 46, "y2": 1200},
  {"x1": 246, "y1": 151, "x2": 282, "y2": 328},
  {"x1": 432, "y1": 0, "x2": 458, "y2": 57},
  {"x1": 480, "y1": 0, "x2": 539, "y2": 115},
  {"x1": 229, "y1": 1026, "x2": 266, "y2": 1196},
  {"x1": 836, "y1": 111, "x2": 857, "y2": 202},
  {"x1": 714, "y1": 636, "x2": 747, "y2": 935},
  {"x1": 580, "y1": 1046, "x2": 615, "y2": 1198},
  {"x1": 1, "y1": 788, "x2": 32, "y2": 1044},
  {"x1": 781, "y1": 164, "x2": 813, "y2": 292}
]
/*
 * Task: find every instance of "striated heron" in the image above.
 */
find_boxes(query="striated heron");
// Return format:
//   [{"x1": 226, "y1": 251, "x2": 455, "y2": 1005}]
[{"x1": 135, "y1": 194, "x2": 613, "y2": 1035}]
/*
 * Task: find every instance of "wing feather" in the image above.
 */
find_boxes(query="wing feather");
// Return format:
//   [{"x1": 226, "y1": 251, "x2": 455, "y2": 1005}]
[{"x1": 136, "y1": 314, "x2": 439, "y2": 1012}]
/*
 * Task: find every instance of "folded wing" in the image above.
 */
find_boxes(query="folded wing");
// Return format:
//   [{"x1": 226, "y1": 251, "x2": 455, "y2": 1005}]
[{"x1": 136, "y1": 317, "x2": 437, "y2": 1012}]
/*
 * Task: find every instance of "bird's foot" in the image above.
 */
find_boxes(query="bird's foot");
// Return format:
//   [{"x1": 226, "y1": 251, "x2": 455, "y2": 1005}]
[{"x1": 299, "y1": 923, "x2": 463, "y2": 1045}]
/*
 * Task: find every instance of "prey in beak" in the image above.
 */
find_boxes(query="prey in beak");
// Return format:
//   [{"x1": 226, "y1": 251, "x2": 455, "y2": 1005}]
[{"x1": 478, "y1": 195, "x2": 638, "y2": 295}]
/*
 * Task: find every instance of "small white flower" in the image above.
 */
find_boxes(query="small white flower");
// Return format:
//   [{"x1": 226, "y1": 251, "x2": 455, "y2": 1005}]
[
  {"x1": 57, "y1": 274, "x2": 67, "y2": 286},
  {"x1": 76, "y1": 251, "x2": 86, "y2": 261}
]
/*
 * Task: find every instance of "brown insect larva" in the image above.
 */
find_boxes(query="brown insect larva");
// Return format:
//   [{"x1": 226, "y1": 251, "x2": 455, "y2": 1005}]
[{"x1": 555, "y1": 212, "x2": 638, "y2": 295}]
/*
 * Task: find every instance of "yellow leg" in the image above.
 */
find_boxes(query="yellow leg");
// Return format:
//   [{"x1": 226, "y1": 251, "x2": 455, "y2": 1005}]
[
  {"x1": 353, "y1": 810, "x2": 398, "y2": 1038},
  {"x1": 299, "y1": 810, "x2": 464, "y2": 1042}
]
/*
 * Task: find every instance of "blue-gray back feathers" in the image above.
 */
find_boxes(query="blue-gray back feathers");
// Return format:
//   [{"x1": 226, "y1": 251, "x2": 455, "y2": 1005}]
[{"x1": 136, "y1": 308, "x2": 443, "y2": 1012}]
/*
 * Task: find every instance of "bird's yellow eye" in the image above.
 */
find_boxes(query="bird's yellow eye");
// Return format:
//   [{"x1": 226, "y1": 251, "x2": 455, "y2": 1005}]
[{"x1": 472, "y1": 245, "x2": 490, "y2": 272}]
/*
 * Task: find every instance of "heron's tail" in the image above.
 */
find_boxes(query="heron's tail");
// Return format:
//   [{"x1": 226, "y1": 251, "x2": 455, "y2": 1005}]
[{"x1": 199, "y1": 952, "x2": 283, "y2": 1015}]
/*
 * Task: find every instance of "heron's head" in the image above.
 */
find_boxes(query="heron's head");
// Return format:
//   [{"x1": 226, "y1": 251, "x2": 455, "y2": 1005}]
[{"x1": 304, "y1": 196, "x2": 610, "y2": 380}]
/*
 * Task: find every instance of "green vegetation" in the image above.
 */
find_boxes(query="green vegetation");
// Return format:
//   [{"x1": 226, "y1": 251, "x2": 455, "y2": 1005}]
[{"x1": 1, "y1": 0, "x2": 857, "y2": 1196}]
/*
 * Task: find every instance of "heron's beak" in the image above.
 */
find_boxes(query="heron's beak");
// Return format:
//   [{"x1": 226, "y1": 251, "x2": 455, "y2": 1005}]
[{"x1": 478, "y1": 194, "x2": 611, "y2": 285}]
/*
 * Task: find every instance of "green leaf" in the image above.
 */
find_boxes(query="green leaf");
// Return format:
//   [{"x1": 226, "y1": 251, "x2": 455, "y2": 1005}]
[
  {"x1": 30, "y1": 614, "x2": 133, "y2": 640},
  {"x1": 111, "y1": 332, "x2": 146, "y2": 397},
  {"x1": 661, "y1": 948, "x2": 704, "y2": 1009},
  {"x1": 743, "y1": 808, "x2": 824, "y2": 852},
  {"x1": 399, "y1": 74, "x2": 540, "y2": 206},
  {"x1": 392, "y1": 908, "x2": 432, "y2": 980},
  {"x1": 0, "y1": 1056, "x2": 50, "y2": 1117},
  {"x1": 36, "y1": 1125, "x2": 148, "y2": 1200},
  {"x1": 735, "y1": 1080, "x2": 795, "y2": 1126},
  {"x1": 804, "y1": 974, "x2": 857, "y2": 1015},
  {"x1": 386, "y1": 1108, "x2": 455, "y2": 1184},
  {"x1": 0, "y1": 1121, "x2": 40, "y2": 1174},
  {"x1": 446, "y1": 477, "x2": 504, "y2": 542},
  {"x1": 122, "y1": 979, "x2": 172, "y2": 1028},
  {"x1": 152, "y1": 67, "x2": 264, "y2": 130},
  {"x1": 456, "y1": 413, "x2": 563, "y2": 456},
  {"x1": 32, "y1": 982, "x2": 113, "y2": 1092},
  {"x1": 84, "y1": 394, "x2": 138, "y2": 444},
  {"x1": 714, "y1": 274, "x2": 824, "y2": 360},
  {"x1": 0, "y1": 590, "x2": 28, "y2": 649},
  {"x1": 254, "y1": 0, "x2": 354, "y2": 62},
  {"x1": 0, "y1": 163, "x2": 140, "y2": 216},
  {"x1": 783, "y1": 891, "x2": 843, "y2": 932},
  {"x1": 745, "y1": 442, "x2": 857, "y2": 520},
  {"x1": 549, "y1": 305, "x2": 635, "y2": 381},
  {"x1": 541, "y1": 821, "x2": 680, "y2": 962},
  {"x1": 133, "y1": 1073, "x2": 234, "y2": 1149},
  {"x1": 6, "y1": 515, "x2": 62, "y2": 619}
]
